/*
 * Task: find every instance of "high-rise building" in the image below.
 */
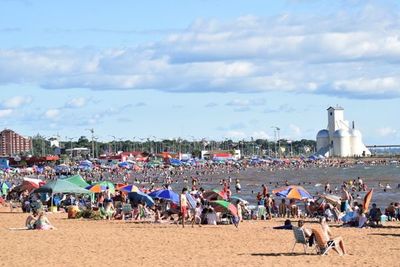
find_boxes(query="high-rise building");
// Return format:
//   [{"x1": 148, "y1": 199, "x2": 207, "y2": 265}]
[{"x1": 0, "y1": 129, "x2": 32, "y2": 156}]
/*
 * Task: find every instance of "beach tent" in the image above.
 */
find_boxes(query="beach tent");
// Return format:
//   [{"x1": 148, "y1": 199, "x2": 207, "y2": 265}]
[
  {"x1": 34, "y1": 179, "x2": 91, "y2": 194},
  {"x1": 62, "y1": 175, "x2": 90, "y2": 188}
]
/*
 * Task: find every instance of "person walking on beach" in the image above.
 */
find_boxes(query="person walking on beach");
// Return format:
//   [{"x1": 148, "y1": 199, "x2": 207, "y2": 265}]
[{"x1": 180, "y1": 188, "x2": 188, "y2": 228}]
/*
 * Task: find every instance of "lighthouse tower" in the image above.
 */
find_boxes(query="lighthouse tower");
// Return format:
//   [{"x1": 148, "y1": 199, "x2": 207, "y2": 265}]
[{"x1": 316, "y1": 106, "x2": 371, "y2": 157}]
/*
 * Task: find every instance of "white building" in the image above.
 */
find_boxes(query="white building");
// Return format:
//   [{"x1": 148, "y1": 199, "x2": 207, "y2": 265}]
[{"x1": 316, "y1": 106, "x2": 371, "y2": 157}]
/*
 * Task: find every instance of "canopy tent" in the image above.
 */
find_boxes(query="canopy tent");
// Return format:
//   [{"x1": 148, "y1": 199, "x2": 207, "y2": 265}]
[
  {"x1": 34, "y1": 179, "x2": 91, "y2": 194},
  {"x1": 62, "y1": 175, "x2": 90, "y2": 188}
]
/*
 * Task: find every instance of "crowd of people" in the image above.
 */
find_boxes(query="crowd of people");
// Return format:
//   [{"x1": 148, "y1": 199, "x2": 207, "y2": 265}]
[{"x1": 0, "y1": 157, "x2": 399, "y2": 235}]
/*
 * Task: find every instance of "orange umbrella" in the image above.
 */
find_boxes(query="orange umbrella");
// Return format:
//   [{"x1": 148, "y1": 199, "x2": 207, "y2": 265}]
[{"x1": 363, "y1": 189, "x2": 373, "y2": 211}]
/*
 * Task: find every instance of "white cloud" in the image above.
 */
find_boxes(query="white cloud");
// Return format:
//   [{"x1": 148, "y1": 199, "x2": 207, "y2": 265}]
[
  {"x1": 289, "y1": 124, "x2": 302, "y2": 138},
  {"x1": 44, "y1": 109, "x2": 60, "y2": 120},
  {"x1": 377, "y1": 127, "x2": 397, "y2": 137},
  {"x1": 252, "y1": 131, "x2": 271, "y2": 139},
  {"x1": 0, "y1": 3, "x2": 400, "y2": 98},
  {"x1": 65, "y1": 97, "x2": 86, "y2": 108},
  {"x1": 225, "y1": 130, "x2": 247, "y2": 139},
  {"x1": 2, "y1": 96, "x2": 32, "y2": 108},
  {"x1": 0, "y1": 109, "x2": 13, "y2": 118}
]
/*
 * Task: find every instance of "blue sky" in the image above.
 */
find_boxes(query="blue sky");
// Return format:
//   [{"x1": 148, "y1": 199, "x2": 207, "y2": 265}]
[{"x1": 0, "y1": 0, "x2": 399, "y2": 144}]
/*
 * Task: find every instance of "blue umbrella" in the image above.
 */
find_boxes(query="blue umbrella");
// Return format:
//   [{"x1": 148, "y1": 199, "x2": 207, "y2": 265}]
[
  {"x1": 128, "y1": 191, "x2": 155, "y2": 207},
  {"x1": 148, "y1": 189, "x2": 179, "y2": 203}
]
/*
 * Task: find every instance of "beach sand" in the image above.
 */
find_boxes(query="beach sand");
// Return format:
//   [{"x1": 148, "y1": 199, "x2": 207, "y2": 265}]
[{"x1": 0, "y1": 207, "x2": 398, "y2": 267}]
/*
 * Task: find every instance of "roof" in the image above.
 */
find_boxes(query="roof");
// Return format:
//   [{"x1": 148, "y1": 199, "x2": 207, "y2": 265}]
[{"x1": 327, "y1": 106, "x2": 344, "y2": 111}]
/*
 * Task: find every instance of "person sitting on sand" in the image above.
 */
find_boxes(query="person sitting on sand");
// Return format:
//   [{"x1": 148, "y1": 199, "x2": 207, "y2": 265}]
[
  {"x1": 35, "y1": 211, "x2": 56, "y2": 230},
  {"x1": 273, "y1": 219, "x2": 292, "y2": 230},
  {"x1": 25, "y1": 210, "x2": 39, "y2": 230},
  {"x1": 319, "y1": 217, "x2": 347, "y2": 255},
  {"x1": 368, "y1": 203, "x2": 382, "y2": 226}
]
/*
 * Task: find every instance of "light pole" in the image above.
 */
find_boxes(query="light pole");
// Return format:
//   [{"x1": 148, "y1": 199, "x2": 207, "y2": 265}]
[
  {"x1": 109, "y1": 135, "x2": 116, "y2": 154},
  {"x1": 271, "y1": 126, "x2": 280, "y2": 158},
  {"x1": 66, "y1": 136, "x2": 76, "y2": 158},
  {"x1": 86, "y1": 128, "x2": 95, "y2": 158}
]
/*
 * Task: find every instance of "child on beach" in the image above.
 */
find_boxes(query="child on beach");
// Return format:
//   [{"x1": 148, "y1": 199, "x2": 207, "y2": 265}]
[{"x1": 35, "y1": 211, "x2": 56, "y2": 230}]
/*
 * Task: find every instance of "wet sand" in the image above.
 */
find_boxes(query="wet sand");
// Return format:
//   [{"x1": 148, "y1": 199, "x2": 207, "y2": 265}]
[{"x1": 1, "y1": 208, "x2": 399, "y2": 267}]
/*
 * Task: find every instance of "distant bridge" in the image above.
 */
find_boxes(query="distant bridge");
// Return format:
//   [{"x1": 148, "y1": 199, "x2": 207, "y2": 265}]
[{"x1": 366, "y1": 145, "x2": 400, "y2": 148}]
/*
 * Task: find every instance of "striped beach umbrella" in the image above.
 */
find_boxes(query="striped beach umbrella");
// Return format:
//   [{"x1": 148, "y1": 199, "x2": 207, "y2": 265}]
[
  {"x1": 118, "y1": 184, "x2": 139, "y2": 193},
  {"x1": 210, "y1": 200, "x2": 238, "y2": 217},
  {"x1": 272, "y1": 185, "x2": 312, "y2": 200}
]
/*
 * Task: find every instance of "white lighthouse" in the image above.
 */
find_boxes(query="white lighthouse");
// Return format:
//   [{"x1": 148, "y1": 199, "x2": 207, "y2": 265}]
[{"x1": 316, "y1": 106, "x2": 371, "y2": 157}]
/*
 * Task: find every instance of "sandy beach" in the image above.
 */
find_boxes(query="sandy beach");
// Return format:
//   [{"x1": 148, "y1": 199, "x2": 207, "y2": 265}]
[{"x1": 1, "y1": 207, "x2": 398, "y2": 267}]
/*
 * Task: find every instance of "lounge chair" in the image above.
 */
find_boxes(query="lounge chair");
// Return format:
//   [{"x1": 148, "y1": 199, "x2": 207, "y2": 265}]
[
  {"x1": 291, "y1": 226, "x2": 311, "y2": 254},
  {"x1": 312, "y1": 228, "x2": 341, "y2": 256}
]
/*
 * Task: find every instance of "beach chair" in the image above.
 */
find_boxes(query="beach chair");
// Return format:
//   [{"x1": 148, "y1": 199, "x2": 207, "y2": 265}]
[
  {"x1": 312, "y1": 228, "x2": 338, "y2": 256},
  {"x1": 291, "y1": 226, "x2": 311, "y2": 254},
  {"x1": 121, "y1": 204, "x2": 133, "y2": 220}
]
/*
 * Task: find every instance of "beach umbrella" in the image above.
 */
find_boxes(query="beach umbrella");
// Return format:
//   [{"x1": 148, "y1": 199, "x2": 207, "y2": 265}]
[
  {"x1": 148, "y1": 189, "x2": 179, "y2": 203},
  {"x1": 118, "y1": 184, "x2": 139, "y2": 193},
  {"x1": 363, "y1": 189, "x2": 373, "y2": 211},
  {"x1": 318, "y1": 194, "x2": 341, "y2": 206},
  {"x1": 185, "y1": 193, "x2": 197, "y2": 209},
  {"x1": 272, "y1": 185, "x2": 312, "y2": 200},
  {"x1": 210, "y1": 200, "x2": 238, "y2": 217},
  {"x1": 229, "y1": 195, "x2": 249, "y2": 204},
  {"x1": 128, "y1": 191, "x2": 155, "y2": 207},
  {"x1": 86, "y1": 181, "x2": 115, "y2": 193},
  {"x1": 203, "y1": 189, "x2": 227, "y2": 201},
  {"x1": 86, "y1": 183, "x2": 107, "y2": 193}
]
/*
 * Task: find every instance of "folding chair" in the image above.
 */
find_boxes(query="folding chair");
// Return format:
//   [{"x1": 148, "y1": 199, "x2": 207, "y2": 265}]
[
  {"x1": 312, "y1": 228, "x2": 338, "y2": 256},
  {"x1": 291, "y1": 226, "x2": 312, "y2": 254}
]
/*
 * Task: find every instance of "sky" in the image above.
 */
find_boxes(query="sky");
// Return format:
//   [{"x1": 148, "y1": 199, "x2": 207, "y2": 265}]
[{"x1": 0, "y1": 0, "x2": 399, "y2": 144}]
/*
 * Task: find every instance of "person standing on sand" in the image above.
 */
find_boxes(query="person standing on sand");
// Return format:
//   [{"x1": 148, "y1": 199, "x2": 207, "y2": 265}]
[
  {"x1": 340, "y1": 186, "x2": 351, "y2": 212},
  {"x1": 179, "y1": 188, "x2": 188, "y2": 228}
]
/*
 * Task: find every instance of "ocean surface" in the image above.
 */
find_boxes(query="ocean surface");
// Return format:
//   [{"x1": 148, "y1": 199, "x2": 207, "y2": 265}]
[{"x1": 194, "y1": 164, "x2": 400, "y2": 209}]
